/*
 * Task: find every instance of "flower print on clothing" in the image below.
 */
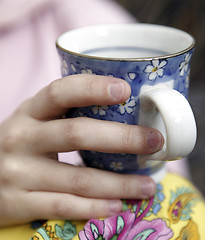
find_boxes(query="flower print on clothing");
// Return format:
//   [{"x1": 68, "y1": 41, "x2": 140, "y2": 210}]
[
  {"x1": 156, "y1": 184, "x2": 165, "y2": 202},
  {"x1": 117, "y1": 97, "x2": 136, "y2": 115},
  {"x1": 55, "y1": 221, "x2": 76, "y2": 239},
  {"x1": 168, "y1": 187, "x2": 198, "y2": 224},
  {"x1": 127, "y1": 219, "x2": 173, "y2": 240},
  {"x1": 176, "y1": 220, "x2": 200, "y2": 240},
  {"x1": 152, "y1": 203, "x2": 162, "y2": 215},
  {"x1": 144, "y1": 59, "x2": 167, "y2": 81},
  {"x1": 144, "y1": 184, "x2": 165, "y2": 217},
  {"x1": 179, "y1": 53, "x2": 192, "y2": 76},
  {"x1": 79, "y1": 212, "x2": 135, "y2": 240},
  {"x1": 79, "y1": 210, "x2": 173, "y2": 240},
  {"x1": 91, "y1": 105, "x2": 109, "y2": 116}
]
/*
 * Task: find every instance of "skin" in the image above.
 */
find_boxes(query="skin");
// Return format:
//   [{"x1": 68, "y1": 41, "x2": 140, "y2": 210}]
[{"x1": 0, "y1": 74, "x2": 164, "y2": 226}]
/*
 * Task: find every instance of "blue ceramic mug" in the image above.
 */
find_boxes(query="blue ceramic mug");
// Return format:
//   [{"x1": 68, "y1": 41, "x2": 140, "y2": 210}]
[{"x1": 56, "y1": 24, "x2": 196, "y2": 180}]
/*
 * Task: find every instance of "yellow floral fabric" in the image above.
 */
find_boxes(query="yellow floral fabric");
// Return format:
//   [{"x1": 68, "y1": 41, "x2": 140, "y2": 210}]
[{"x1": 0, "y1": 173, "x2": 205, "y2": 240}]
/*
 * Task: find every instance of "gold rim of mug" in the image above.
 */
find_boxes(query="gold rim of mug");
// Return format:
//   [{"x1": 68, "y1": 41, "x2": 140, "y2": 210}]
[{"x1": 56, "y1": 25, "x2": 196, "y2": 62}]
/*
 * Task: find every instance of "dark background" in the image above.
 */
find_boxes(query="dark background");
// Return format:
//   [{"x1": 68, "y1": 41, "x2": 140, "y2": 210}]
[{"x1": 115, "y1": 0, "x2": 205, "y2": 195}]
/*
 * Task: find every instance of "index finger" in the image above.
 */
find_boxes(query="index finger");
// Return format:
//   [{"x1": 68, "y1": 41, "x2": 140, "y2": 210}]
[{"x1": 25, "y1": 74, "x2": 131, "y2": 120}]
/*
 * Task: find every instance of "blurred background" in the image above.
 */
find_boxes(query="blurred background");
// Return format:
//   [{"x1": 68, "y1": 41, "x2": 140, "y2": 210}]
[{"x1": 115, "y1": 0, "x2": 205, "y2": 195}]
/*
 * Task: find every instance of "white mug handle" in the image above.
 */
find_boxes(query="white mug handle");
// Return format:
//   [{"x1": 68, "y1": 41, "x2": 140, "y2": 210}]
[{"x1": 139, "y1": 87, "x2": 197, "y2": 161}]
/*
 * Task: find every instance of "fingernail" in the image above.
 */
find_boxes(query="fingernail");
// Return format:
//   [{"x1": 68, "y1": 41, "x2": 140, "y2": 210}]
[
  {"x1": 141, "y1": 180, "x2": 156, "y2": 198},
  {"x1": 109, "y1": 200, "x2": 122, "y2": 215},
  {"x1": 109, "y1": 82, "x2": 125, "y2": 101},
  {"x1": 147, "y1": 131, "x2": 164, "y2": 152}
]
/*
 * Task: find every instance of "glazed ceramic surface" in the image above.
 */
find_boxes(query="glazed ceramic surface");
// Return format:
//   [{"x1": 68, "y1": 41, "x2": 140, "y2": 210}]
[{"x1": 56, "y1": 24, "x2": 196, "y2": 176}]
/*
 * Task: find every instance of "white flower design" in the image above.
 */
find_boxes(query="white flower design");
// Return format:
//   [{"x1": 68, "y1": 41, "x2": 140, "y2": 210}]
[
  {"x1": 62, "y1": 59, "x2": 69, "y2": 76},
  {"x1": 185, "y1": 70, "x2": 190, "y2": 88},
  {"x1": 75, "y1": 111, "x2": 86, "y2": 117},
  {"x1": 109, "y1": 162, "x2": 124, "y2": 171},
  {"x1": 144, "y1": 59, "x2": 167, "y2": 81},
  {"x1": 117, "y1": 97, "x2": 136, "y2": 115},
  {"x1": 81, "y1": 68, "x2": 95, "y2": 75},
  {"x1": 91, "y1": 105, "x2": 109, "y2": 116},
  {"x1": 71, "y1": 63, "x2": 76, "y2": 73},
  {"x1": 91, "y1": 160, "x2": 104, "y2": 170},
  {"x1": 128, "y1": 72, "x2": 137, "y2": 80},
  {"x1": 107, "y1": 74, "x2": 114, "y2": 77},
  {"x1": 179, "y1": 53, "x2": 192, "y2": 76}
]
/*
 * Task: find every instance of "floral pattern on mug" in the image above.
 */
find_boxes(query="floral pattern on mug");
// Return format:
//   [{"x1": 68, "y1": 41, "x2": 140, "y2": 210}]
[
  {"x1": 71, "y1": 63, "x2": 76, "y2": 72},
  {"x1": 91, "y1": 105, "x2": 109, "y2": 116},
  {"x1": 58, "y1": 45, "x2": 194, "y2": 174},
  {"x1": 117, "y1": 97, "x2": 136, "y2": 115},
  {"x1": 144, "y1": 59, "x2": 168, "y2": 81},
  {"x1": 62, "y1": 59, "x2": 69, "y2": 76},
  {"x1": 109, "y1": 161, "x2": 124, "y2": 171},
  {"x1": 179, "y1": 53, "x2": 192, "y2": 76},
  {"x1": 127, "y1": 72, "x2": 138, "y2": 81},
  {"x1": 81, "y1": 68, "x2": 96, "y2": 75}
]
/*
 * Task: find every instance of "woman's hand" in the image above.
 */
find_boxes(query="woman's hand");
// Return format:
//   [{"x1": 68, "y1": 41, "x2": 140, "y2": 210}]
[{"x1": 0, "y1": 75, "x2": 164, "y2": 226}]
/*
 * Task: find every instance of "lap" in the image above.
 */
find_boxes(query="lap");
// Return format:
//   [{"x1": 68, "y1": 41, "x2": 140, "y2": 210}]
[{"x1": 1, "y1": 173, "x2": 205, "y2": 240}]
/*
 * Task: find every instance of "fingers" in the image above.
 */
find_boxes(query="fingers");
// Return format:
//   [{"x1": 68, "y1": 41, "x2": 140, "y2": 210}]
[
  {"x1": 26, "y1": 75, "x2": 131, "y2": 120},
  {"x1": 15, "y1": 161, "x2": 156, "y2": 222},
  {"x1": 0, "y1": 189, "x2": 122, "y2": 226},
  {"x1": 18, "y1": 74, "x2": 163, "y2": 155},
  {"x1": 8, "y1": 114, "x2": 163, "y2": 156},
  {"x1": 23, "y1": 192, "x2": 123, "y2": 221},
  {"x1": 20, "y1": 158, "x2": 156, "y2": 200},
  {"x1": 36, "y1": 117, "x2": 164, "y2": 155},
  {"x1": 0, "y1": 156, "x2": 156, "y2": 226}
]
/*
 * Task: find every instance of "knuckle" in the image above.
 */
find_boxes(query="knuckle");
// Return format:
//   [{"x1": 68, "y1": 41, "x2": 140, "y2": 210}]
[
  {"x1": 81, "y1": 76, "x2": 98, "y2": 101},
  {"x1": 0, "y1": 158, "x2": 19, "y2": 186},
  {"x1": 87, "y1": 201, "x2": 98, "y2": 219},
  {"x1": 0, "y1": 190, "x2": 10, "y2": 218},
  {"x1": 14, "y1": 99, "x2": 30, "y2": 115},
  {"x1": 69, "y1": 171, "x2": 91, "y2": 195},
  {"x1": 119, "y1": 178, "x2": 131, "y2": 196},
  {"x1": 120, "y1": 126, "x2": 137, "y2": 151},
  {"x1": 47, "y1": 80, "x2": 61, "y2": 106},
  {"x1": 63, "y1": 119, "x2": 83, "y2": 148},
  {"x1": 0, "y1": 160, "x2": 8, "y2": 185},
  {"x1": 85, "y1": 79, "x2": 96, "y2": 97},
  {"x1": 0, "y1": 127, "x2": 21, "y2": 152},
  {"x1": 52, "y1": 198, "x2": 73, "y2": 219}
]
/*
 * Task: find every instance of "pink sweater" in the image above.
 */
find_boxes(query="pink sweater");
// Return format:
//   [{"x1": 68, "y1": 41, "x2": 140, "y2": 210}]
[
  {"x1": 0, "y1": 0, "x2": 135, "y2": 122},
  {"x1": 0, "y1": 0, "x2": 135, "y2": 165},
  {"x1": 0, "y1": 0, "x2": 189, "y2": 177}
]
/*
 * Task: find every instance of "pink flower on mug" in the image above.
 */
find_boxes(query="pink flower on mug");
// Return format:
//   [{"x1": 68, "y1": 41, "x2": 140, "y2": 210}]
[
  {"x1": 117, "y1": 97, "x2": 136, "y2": 115},
  {"x1": 179, "y1": 53, "x2": 192, "y2": 76},
  {"x1": 144, "y1": 59, "x2": 167, "y2": 81}
]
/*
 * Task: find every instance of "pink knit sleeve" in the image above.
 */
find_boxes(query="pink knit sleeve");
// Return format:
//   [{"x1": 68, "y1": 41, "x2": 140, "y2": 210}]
[{"x1": 55, "y1": 0, "x2": 136, "y2": 31}]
